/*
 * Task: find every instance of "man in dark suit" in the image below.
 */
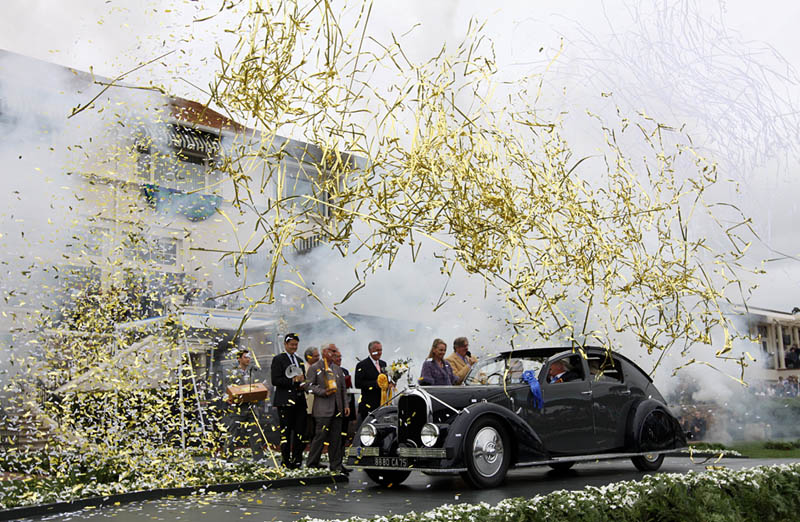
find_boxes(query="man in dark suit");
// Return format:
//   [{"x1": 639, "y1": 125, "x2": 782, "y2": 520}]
[
  {"x1": 355, "y1": 340, "x2": 389, "y2": 427},
  {"x1": 270, "y1": 333, "x2": 308, "y2": 469},
  {"x1": 547, "y1": 360, "x2": 580, "y2": 384}
]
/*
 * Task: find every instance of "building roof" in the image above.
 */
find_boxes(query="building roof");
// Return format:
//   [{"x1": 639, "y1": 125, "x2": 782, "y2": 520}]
[
  {"x1": 0, "y1": 48, "x2": 252, "y2": 135},
  {"x1": 733, "y1": 304, "x2": 800, "y2": 322}
]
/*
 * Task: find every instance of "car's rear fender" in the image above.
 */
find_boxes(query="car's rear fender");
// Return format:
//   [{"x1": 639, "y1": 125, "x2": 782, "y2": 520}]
[
  {"x1": 625, "y1": 399, "x2": 687, "y2": 451},
  {"x1": 444, "y1": 402, "x2": 547, "y2": 467}
]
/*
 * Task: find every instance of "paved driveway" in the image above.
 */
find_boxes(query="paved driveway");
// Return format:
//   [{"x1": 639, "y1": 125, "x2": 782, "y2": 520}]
[{"x1": 26, "y1": 457, "x2": 800, "y2": 522}]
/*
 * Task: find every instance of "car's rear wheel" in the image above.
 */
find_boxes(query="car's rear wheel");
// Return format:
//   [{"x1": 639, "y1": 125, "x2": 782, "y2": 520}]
[
  {"x1": 365, "y1": 469, "x2": 411, "y2": 487},
  {"x1": 631, "y1": 452, "x2": 664, "y2": 471},
  {"x1": 548, "y1": 461, "x2": 575, "y2": 472},
  {"x1": 461, "y1": 417, "x2": 510, "y2": 489},
  {"x1": 629, "y1": 406, "x2": 672, "y2": 472}
]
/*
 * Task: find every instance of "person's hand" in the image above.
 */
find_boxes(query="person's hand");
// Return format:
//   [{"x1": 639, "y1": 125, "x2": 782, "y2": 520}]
[
  {"x1": 293, "y1": 374, "x2": 305, "y2": 383},
  {"x1": 325, "y1": 388, "x2": 336, "y2": 396},
  {"x1": 344, "y1": 407, "x2": 350, "y2": 417}
]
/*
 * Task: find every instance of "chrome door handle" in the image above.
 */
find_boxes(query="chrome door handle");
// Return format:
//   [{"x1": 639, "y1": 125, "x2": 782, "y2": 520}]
[
  {"x1": 581, "y1": 390, "x2": 592, "y2": 396},
  {"x1": 619, "y1": 390, "x2": 631, "y2": 395}
]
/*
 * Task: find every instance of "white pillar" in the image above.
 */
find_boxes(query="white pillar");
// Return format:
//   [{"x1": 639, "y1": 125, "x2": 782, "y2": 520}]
[
  {"x1": 769, "y1": 324, "x2": 778, "y2": 370},
  {"x1": 777, "y1": 324, "x2": 786, "y2": 370}
]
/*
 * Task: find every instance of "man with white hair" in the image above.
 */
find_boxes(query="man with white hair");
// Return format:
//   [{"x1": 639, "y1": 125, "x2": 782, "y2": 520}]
[
  {"x1": 355, "y1": 340, "x2": 388, "y2": 427},
  {"x1": 306, "y1": 343, "x2": 349, "y2": 474}
]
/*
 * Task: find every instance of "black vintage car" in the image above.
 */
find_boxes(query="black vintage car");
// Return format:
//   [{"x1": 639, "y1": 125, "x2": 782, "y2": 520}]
[{"x1": 346, "y1": 347, "x2": 687, "y2": 488}]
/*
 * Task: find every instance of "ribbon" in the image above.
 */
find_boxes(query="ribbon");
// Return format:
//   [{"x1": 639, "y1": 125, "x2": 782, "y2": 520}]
[
  {"x1": 377, "y1": 373, "x2": 393, "y2": 405},
  {"x1": 522, "y1": 370, "x2": 543, "y2": 409}
]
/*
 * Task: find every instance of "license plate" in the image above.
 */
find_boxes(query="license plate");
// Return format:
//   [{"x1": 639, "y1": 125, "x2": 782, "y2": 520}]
[{"x1": 374, "y1": 457, "x2": 408, "y2": 467}]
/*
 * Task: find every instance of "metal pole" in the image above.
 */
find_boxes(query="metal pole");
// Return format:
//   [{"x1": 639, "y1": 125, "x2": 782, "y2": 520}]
[
  {"x1": 181, "y1": 328, "x2": 207, "y2": 434},
  {"x1": 177, "y1": 367, "x2": 186, "y2": 450}
]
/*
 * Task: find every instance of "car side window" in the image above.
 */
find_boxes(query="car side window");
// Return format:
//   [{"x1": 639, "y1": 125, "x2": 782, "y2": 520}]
[
  {"x1": 545, "y1": 355, "x2": 584, "y2": 384},
  {"x1": 587, "y1": 355, "x2": 623, "y2": 382}
]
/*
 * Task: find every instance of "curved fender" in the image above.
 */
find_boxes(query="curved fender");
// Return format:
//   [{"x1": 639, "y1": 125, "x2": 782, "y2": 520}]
[
  {"x1": 625, "y1": 399, "x2": 687, "y2": 451},
  {"x1": 443, "y1": 402, "x2": 547, "y2": 467}
]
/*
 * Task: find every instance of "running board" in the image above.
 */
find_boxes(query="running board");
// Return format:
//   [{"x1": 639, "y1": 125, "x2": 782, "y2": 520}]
[
  {"x1": 516, "y1": 448, "x2": 687, "y2": 468},
  {"x1": 351, "y1": 448, "x2": 685, "y2": 474}
]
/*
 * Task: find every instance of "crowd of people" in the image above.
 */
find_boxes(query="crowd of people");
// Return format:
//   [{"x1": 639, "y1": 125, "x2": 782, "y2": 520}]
[
  {"x1": 752, "y1": 376, "x2": 800, "y2": 398},
  {"x1": 222, "y1": 333, "x2": 479, "y2": 472}
]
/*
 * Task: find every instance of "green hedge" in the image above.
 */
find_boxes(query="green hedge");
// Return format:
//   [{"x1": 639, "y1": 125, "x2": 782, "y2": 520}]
[{"x1": 303, "y1": 464, "x2": 800, "y2": 522}]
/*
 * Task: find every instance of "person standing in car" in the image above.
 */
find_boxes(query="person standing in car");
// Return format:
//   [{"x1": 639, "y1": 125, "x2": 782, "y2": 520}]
[
  {"x1": 446, "y1": 336, "x2": 478, "y2": 385},
  {"x1": 419, "y1": 338, "x2": 456, "y2": 386}
]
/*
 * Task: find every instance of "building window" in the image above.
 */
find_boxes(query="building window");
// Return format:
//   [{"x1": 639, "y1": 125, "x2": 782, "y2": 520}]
[
  {"x1": 278, "y1": 160, "x2": 330, "y2": 218},
  {"x1": 135, "y1": 124, "x2": 222, "y2": 195},
  {"x1": 65, "y1": 226, "x2": 106, "y2": 257},
  {"x1": 121, "y1": 232, "x2": 179, "y2": 268}
]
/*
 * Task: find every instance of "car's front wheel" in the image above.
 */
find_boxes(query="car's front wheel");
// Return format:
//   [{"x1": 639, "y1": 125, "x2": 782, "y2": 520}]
[
  {"x1": 631, "y1": 452, "x2": 664, "y2": 471},
  {"x1": 365, "y1": 469, "x2": 411, "y2": 487},
  {"x1": 461, "y1": 417, "x2": 510, "y2": 488}
]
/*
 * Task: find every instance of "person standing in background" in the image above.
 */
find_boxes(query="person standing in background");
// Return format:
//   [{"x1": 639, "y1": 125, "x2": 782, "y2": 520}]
[
  {"x1": 303, "y1": 346, "x2": 320, "y2": 447},
  {"x1": 355, "y1": 340, "x2": 388, "y2": 427},
  {"x1": 270, "y1": 333, "x2": 307, "y2": 469},
  {"x1": 446, "y1": 336, "x2": 478, "y2": 385},
  {"x1": 332, "y1": 349, "x2": 357, "y2": 449},
  {"x1": 222, "y1": 350, "x2": 266, "y2": 461}
]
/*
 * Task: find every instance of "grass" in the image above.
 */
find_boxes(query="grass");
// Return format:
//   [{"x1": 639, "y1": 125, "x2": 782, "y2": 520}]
[
  {"x1": 691, "y1": 440, "x2": 800, "y2": 458},
  {"x1": 727, "y1": 440, "x2": 800, "y2": 459}
]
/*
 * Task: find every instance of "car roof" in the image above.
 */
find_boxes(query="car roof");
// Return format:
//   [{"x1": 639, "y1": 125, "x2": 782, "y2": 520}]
[{"x1": 492, "y1": 346, "x2": 653, "y2": 383}]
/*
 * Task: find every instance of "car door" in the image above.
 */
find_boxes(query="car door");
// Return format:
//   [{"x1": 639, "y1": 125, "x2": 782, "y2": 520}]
[
  {"x1": 533, "y1": 353, "x2": 596, "y2": 455},
  {"x1": 587, "y1": 353, "x2": 631, "y2": 451}
]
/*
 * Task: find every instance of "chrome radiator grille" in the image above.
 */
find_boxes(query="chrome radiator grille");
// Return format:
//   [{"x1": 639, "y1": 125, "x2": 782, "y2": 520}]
[{"x1": 398, "y1": 393, "x2": 427, "y2": 446}]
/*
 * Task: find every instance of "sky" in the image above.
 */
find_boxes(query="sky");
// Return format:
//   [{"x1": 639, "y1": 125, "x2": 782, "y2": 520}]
[{"x1": 2, "y1": 0, "x2": 800, "y2": 386}]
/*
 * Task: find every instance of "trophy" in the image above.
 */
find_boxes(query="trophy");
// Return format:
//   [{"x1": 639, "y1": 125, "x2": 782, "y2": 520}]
[{"x1": 285, "y1": 365, "x2": 304, "y2": 379}]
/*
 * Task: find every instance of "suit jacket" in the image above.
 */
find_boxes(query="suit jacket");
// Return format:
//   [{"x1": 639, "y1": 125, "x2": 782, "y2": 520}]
[
  {"x1": 355, "y1": 357, "x2": 387, "y2": 416},
  {"x1": 446, "y1": 352, "x2": 477, "y2": 384},
  {"x1": 341, "y1": 367, "x2": 357, "y2": 421},
  {"x1": 271, "y1": 352, "x2": 308, "y2": 408},
  {"x1": 307, "y1": 360, "x2": 347, "y2": 418}
]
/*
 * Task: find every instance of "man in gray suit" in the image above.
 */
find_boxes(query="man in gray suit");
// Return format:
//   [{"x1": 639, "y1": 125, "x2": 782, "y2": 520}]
[{"x1": 305, "y1": 343, "x2": 349, "y2": 474}]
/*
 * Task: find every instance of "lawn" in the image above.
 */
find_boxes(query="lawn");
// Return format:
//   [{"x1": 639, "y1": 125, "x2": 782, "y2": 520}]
[{"x1": 726, "y1": 440, "x2": 800, "y2": 459}]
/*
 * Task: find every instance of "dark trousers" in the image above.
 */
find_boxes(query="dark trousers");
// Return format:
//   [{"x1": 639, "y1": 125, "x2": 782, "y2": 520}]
[
  {"x1": 307, "y1": 414, "x2": 343, "y2": 471},
  {"x1": 277, "y1": 404, "x2": 307, "y2": 468},
  {"x1": 222, "y1": 406, "x2": 264, "y2": 460}
]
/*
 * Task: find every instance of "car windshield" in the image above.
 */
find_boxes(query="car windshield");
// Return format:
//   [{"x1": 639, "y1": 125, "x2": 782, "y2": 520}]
[{"x1": 464, "y1": 354, "x2": 548, "y2": 386}]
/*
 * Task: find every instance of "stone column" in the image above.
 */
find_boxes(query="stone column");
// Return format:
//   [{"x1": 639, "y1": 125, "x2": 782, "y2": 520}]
[
  {"x1": 768, "y1": 323, "x2": 778, "y2": 370},
  {"x1": 777, "y1": 323, "x2": 786, "y2": 370}
]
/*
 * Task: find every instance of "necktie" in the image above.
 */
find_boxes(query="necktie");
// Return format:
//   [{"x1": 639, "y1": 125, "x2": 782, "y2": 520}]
[
  {"x1": 291, "y1": 354, "x2": 298, "y2": 367},
  {"x1": 374, "y1": 359, "x2": 381, "y2": 372}
]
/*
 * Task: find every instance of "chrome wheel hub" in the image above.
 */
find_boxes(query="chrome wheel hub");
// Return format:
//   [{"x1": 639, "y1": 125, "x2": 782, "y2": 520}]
[{"x1": 471, "y1": 426, "x2": 504, "y2": 477}]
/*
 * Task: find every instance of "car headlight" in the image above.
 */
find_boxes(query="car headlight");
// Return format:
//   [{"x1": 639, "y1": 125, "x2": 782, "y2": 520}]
[
  {"x1": 359, "y1": 422, "x2": 377, "y2": 446},
  {"x1": 420, "y1": 423, "x2": 440, "y2": 447}
]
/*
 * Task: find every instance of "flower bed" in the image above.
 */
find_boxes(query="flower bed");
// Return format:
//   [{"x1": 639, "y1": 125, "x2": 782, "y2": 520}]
[
  {"x1": 304, "y1": 463, "x2": 800, "y2": 522},
  {"x1": 0, "y1": 445, "x2": 329, "y2": 510},
  {"x1": 679, "y1": 447, "x2": 744, "y2": 458}
]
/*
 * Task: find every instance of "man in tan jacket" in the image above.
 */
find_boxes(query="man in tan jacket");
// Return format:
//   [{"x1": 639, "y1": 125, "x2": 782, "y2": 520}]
[{"x1": 446, "y1": 336, "x2": 478, "y2": 385}]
